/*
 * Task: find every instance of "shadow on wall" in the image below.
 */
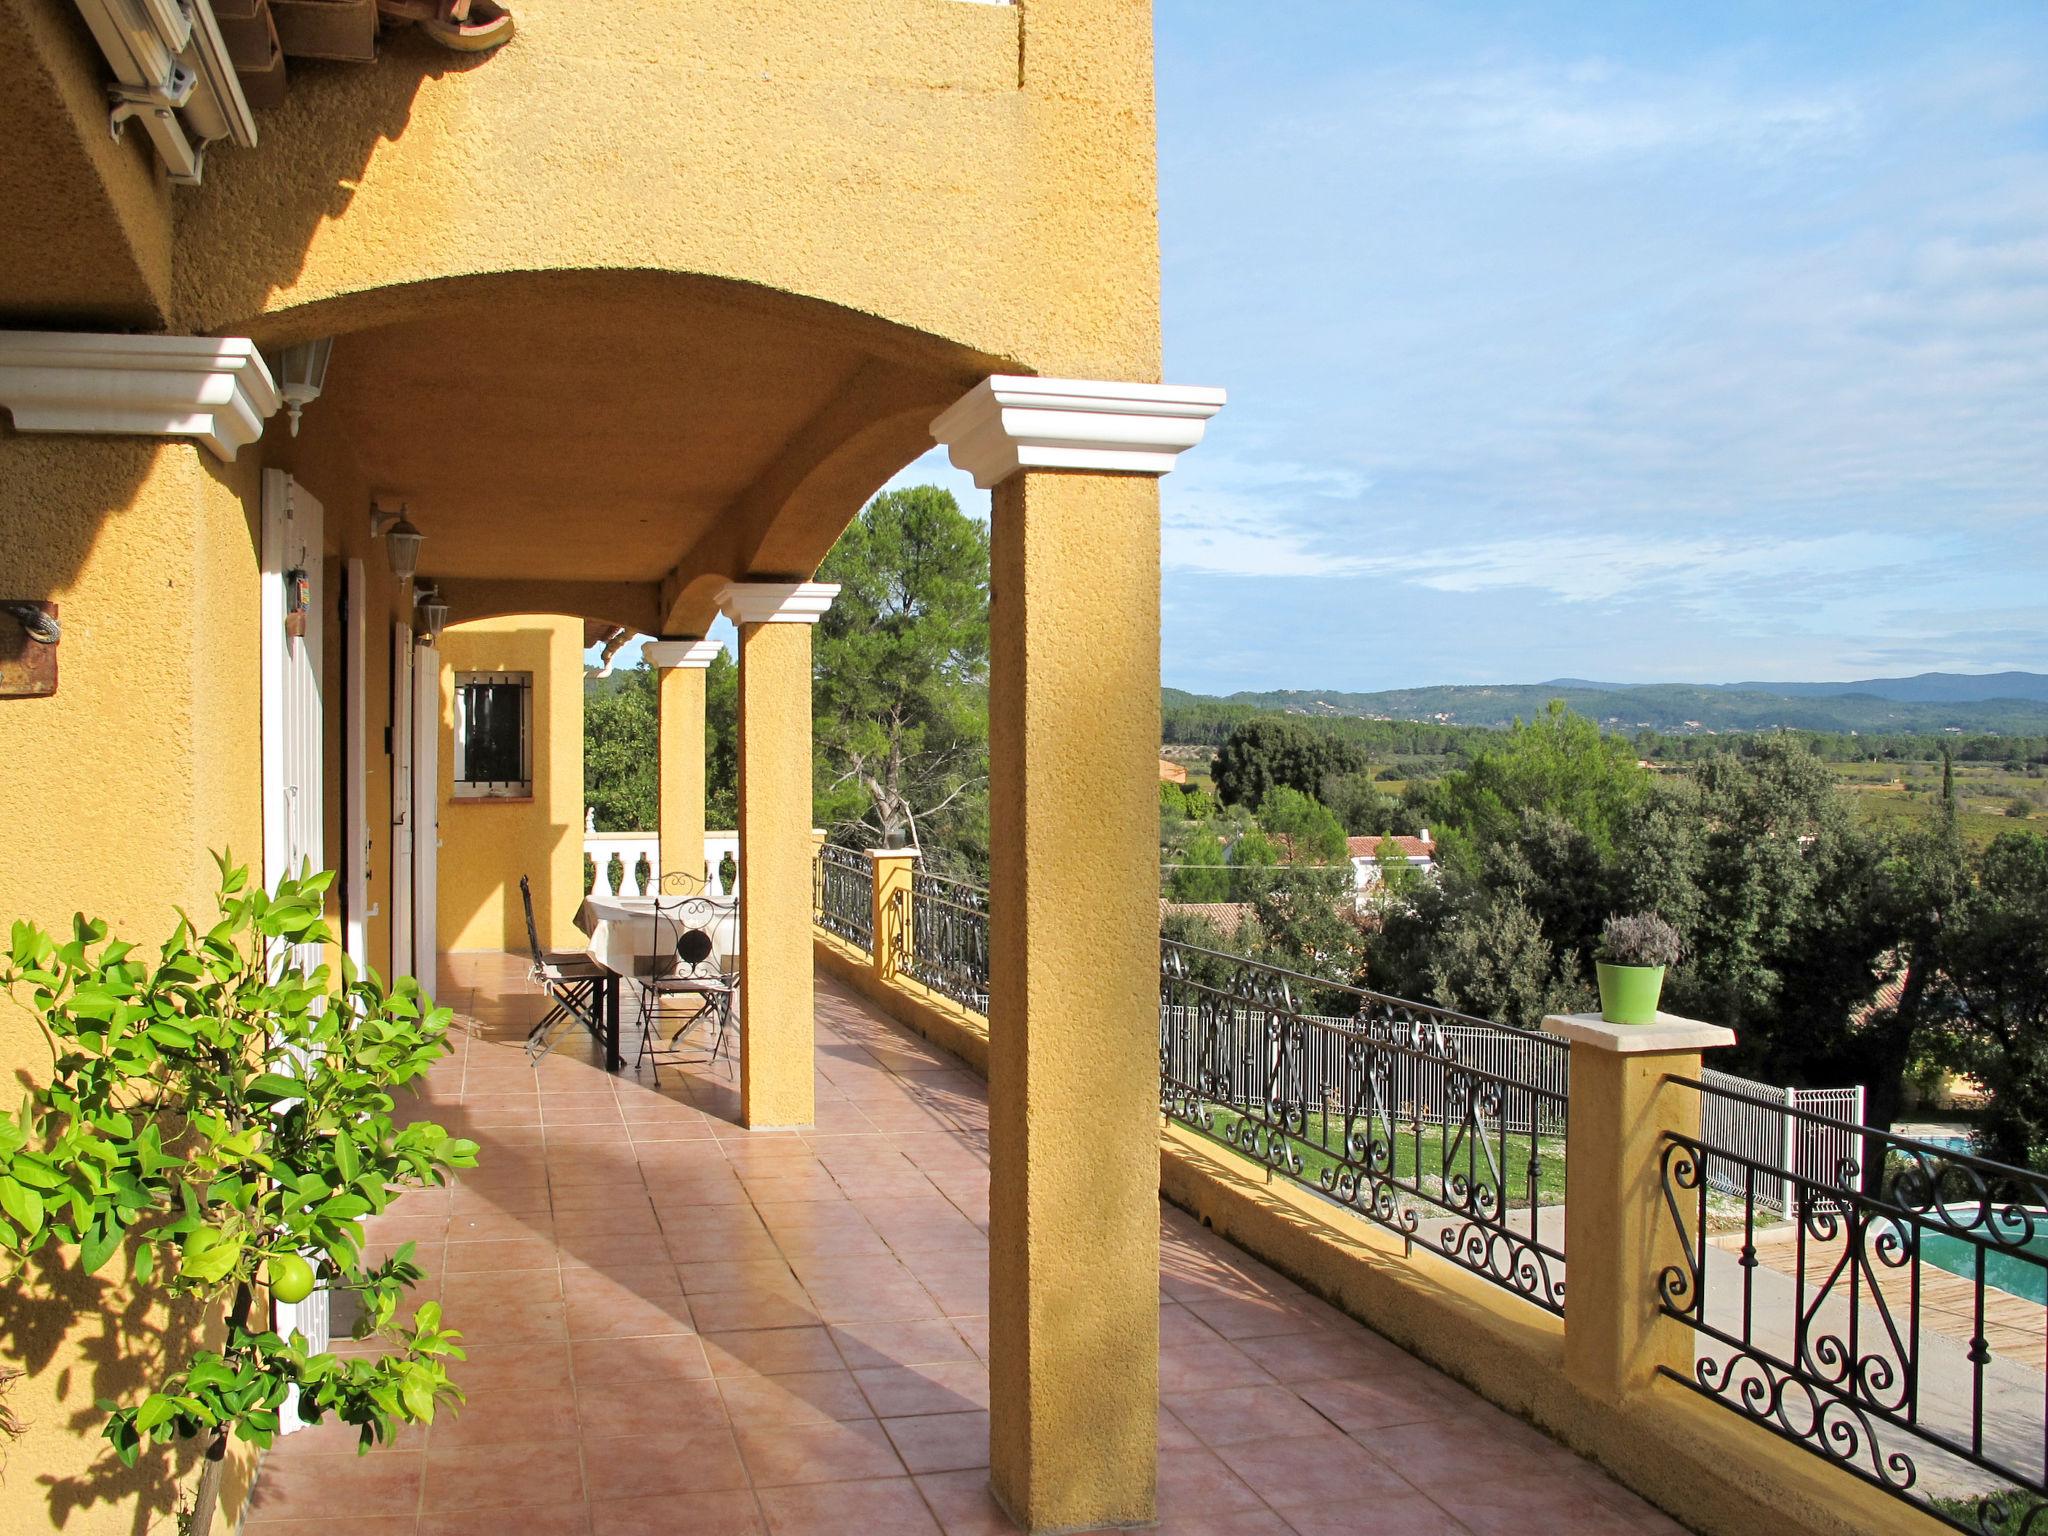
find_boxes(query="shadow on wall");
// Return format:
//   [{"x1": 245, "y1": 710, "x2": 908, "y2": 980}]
[
  {"x1": 177, "y1": 31, "x2": 499, "y2": 341},
  {"x1": 0, "y1": 1240, "x2": 221, "y2": 1532}
]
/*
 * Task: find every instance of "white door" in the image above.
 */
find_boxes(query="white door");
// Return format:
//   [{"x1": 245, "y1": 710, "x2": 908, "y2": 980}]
[
  {"x1": 260, "y1": 470, "x2": 331, "y2": 1397},
  {"x1": 391, "y1": 622, "x2": 415, "y2": 981},
  {"x1": 342, "y1": 558, "x2": 370, "y2": 977},
  {"x1": 411, "y1": 640, "x2": 440, "y2": 985},
  {"x1": 260, "y1": 469, "x2": 325, "y2": 927}
]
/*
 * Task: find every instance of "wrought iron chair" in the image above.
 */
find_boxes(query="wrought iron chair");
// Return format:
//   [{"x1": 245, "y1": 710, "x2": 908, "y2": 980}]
[
  {"x1": 521, "y1": 875, "x2": 606, "y2": 1063},
  {"x1": 633, "y1": 894, "x2": 738, "y2": 1084},
  {"x1": 658, "y1": 867, "x2": 708, "y2": 895}
]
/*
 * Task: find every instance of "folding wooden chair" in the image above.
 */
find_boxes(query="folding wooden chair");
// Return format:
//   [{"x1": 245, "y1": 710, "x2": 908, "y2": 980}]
[{"x1": 521, "y1": 875, "x2": 606, "y2": 1063}]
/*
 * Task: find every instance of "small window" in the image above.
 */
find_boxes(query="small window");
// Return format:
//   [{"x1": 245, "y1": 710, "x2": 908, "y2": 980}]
[{"x1": 454, "y1": 672, "x2": 532, "y2": 798}]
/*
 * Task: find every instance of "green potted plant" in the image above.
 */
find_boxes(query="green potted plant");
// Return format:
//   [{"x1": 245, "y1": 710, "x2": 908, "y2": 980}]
[
  {"x1": 1595, "y1": 911, "x2": 1680, "y2": 1025},
  {"x1": 0, "y1": 856, "x2": 477, "y2": 1536}
]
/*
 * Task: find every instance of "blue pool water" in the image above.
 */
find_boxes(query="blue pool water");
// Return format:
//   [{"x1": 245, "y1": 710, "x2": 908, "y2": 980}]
[{"x1": 1918, "y1": 1220, "x2": 2048, "y2": 1304}]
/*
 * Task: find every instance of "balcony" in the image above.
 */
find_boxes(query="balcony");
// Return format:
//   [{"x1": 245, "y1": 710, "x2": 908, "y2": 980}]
[{"x1": 245, "y1": 951, "x2": 1683, "y2": 1534}]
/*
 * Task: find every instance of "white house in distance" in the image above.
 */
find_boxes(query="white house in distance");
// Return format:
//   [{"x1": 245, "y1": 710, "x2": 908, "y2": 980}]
[{"x1": 1350, "y1": 831, "x2": 1435, "y2": 891}]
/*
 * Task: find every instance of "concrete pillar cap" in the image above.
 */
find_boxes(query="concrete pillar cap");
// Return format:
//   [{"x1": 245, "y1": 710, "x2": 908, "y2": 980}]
[
  {"x1": 1540, "y1": 1012, "x2": 1736, "y2": 1054},
  {"x1": 717, "y1": 581, "x2": 840, "y2": 626},
  {"x1": 643, "y1": 637, "x2": 723, "y2": 668},
  {"x1": 929, "y1": 374, "x2": 1227, "y2": 489},
  {"x1": 0, "y1": 331, "x2": 282, "y2": 462}
]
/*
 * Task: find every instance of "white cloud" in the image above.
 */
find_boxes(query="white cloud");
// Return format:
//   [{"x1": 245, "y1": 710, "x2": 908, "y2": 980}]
[
  {"x1": 1368, "y1": 530, "x2": 1927, "y2": 607},
  {"x1": 1161, "y1": 453, "x2": 1378, "y2": 577},
  {"x1": 1392, "y1": 62, "x2": 1865, "y2": 166}
]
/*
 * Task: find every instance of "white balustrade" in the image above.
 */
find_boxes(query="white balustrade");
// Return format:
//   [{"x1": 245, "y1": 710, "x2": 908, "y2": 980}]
[{"x1": 583, "y1": 830, "x2": 745, "y2": 898}]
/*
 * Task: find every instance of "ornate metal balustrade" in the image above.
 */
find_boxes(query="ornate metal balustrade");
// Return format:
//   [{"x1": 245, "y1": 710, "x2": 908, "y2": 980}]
[
  {"x1": 894, "y1": 872, "x2": 990, "y2": 1013},
  {"x1": 813, "y1": 845, "x2": 873, "y2": 953},
  {"x1": 1661, "y1": 1080, "x2": 2048, "y2": 1533},
  {"x1": 1159, "y1": 940, "x2": 1568, "y2": 1314}
]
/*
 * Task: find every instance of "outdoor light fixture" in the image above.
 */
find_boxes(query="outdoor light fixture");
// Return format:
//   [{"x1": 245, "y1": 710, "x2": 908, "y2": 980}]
[
  {"x1": 272, "y1": 338, "x2": 334, "y2": 437},
  {"x1": 372, "y1": 503, "x2": 424, "y2": 582},
  {"x1": 414, "y1": 583, "x2": 449, "y2": 643}
]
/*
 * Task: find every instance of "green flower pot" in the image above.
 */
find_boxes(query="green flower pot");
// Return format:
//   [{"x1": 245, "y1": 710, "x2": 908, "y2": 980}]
[{"x1": 1596, "y1": 962, "x2": 1666, "y2": 1025}]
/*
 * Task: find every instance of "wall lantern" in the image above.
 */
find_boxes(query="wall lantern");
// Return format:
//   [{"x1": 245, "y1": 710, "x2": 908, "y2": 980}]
[
  {"x1": 414, "y1": 583, "x2": 449, "y2": 643},
  {"x1": 372, "y1": 503, "x2": 425, "y2": 582},
  {"x1": 273, "y1": 338, "x2": 334, "y2": 437}
]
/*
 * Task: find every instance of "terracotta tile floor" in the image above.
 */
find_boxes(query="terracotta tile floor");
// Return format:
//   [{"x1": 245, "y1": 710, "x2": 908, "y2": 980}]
[{"x1": 244, "y1": 951, "x2": 1685, "y2": 1535}]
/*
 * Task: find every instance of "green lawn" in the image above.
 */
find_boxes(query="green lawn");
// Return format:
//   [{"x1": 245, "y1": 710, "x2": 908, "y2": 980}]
[
  {"x1": 1195, "y1": 1104, "x2": 1566, "y2": 1210},
  {"x1": 1932, "y1": 1492, "x2": 2048, "y2": 1535}
]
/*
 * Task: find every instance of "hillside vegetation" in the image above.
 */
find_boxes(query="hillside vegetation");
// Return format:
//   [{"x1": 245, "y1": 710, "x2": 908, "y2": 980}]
[{"x1": 1164, "y1": 671, "x2": 2048, "y2": 735}]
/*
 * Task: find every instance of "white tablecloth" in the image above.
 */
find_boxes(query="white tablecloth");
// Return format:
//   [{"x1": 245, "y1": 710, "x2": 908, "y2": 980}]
[{"x1": 580, "y1": 893, "x2": 739, "y2": 977}]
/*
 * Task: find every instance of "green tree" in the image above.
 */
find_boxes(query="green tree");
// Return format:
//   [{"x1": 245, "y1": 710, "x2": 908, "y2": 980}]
[
  {"x1": 1229, "y1": 828, "x2": 1281, "y2": 904},
  {"x1": 1245, "y1": 862, "x2": 1367, "y2": 993},
  {"x1": 0, "y1": 860, "x2": 475, "y2": 1535},
  {"x1": 1257, "y1": 786, "x2": 1349, "y2": 863},
  {"x1": 1424, "y1": 889, "x2": 1596, "y2": 1029},
  {"x1": 1212, "y1": 718, "x2": 1367, "y2": 811},
  {"x1": 1323, "y1": 771, "x2": 1393, "y2": 836},
  {"x1": 1942, "y1": 832, "x2": 2048, "y2": 1166},
  {"x1": 583, "y1": 664, "x2": 658, "y2": 831},
  {"x1": 814, "y1": 487, "x2": 990, "y2": 874},
  {"x1": 1169, "y1": 827, "x2": 1232, "y2": 903},
  {"x1": 705, "y1": 647, "x2": 739, "y2": 828},
  {"x1": 1425, "y1": 700, "x2": 1647, "y2": 860}
]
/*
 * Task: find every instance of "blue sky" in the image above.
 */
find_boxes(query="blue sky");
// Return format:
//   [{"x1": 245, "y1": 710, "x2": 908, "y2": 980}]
[
  {"x1": 627, "y1": 2, "x2": 2048, "y2": 695},
  {"x1": 1141, "y1": 0, "x2": 2048, "y2": 692}
]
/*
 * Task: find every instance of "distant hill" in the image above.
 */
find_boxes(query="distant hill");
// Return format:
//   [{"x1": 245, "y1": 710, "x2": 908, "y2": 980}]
[{"x1": 1161, "y1": 672, "x2": 2048, "y2": 736}]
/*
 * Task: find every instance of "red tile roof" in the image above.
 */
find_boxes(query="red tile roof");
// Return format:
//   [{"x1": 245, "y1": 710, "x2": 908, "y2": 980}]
[{"x1": 1348, "y1": 835, "x2": 1434, "y2": 860}]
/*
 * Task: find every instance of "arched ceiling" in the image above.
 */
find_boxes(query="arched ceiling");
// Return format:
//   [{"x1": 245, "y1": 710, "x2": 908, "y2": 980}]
[{"x1": 291, "y1": 271, "x2": 995, "y2": 634}]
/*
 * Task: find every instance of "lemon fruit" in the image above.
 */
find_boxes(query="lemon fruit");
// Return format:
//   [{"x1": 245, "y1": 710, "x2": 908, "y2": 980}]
[{"x1": 267, "y1": 1253, "x2": 316, "y2": 1304}]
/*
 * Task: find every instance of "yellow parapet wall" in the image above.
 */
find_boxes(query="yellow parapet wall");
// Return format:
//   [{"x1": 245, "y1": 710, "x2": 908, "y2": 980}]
[{"x1": 819, "y1": 926, "x2": 1952, "y2": 1536}]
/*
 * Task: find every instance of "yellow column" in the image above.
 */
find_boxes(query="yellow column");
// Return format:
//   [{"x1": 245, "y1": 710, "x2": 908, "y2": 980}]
[
  {"x1": 645, "y1": 638, "x2": 719, "y2": 892},
  {"x1": 868, "y1": 848, "x2": 918, "y2": 984},
  {"x1": 720, "y1": 582, "x2": 838, "y2": 1130},
  {"x1": 932, "y1": 375, "x2": 1224, "y2": 1534},
  {"x1": 985, "y1": 469, "x2": 1160, "y2": 1529},
  {"x1": 1542, "y1": 1011, "x2": 1735, "y2": 1402}
]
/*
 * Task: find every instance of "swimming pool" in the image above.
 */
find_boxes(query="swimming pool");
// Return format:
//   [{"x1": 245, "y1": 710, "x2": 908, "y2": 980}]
[{"x1": 1915, "y1": 1212, "x2": 2048, "y2": 1304}]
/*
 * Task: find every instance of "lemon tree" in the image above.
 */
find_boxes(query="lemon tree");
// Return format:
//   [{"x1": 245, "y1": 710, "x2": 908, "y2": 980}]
[{"x1": 0, "y1": 856, "x2": 478, "y2": 1534}]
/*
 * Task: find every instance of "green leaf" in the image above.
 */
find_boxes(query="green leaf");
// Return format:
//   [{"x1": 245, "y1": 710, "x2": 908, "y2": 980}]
[
  {"x1": 178, "y1": 1226, "x2": 243, "y2": 1284},
  {"x1": 134, "y1": 1393, "x2": 180, "y2": 1433},
  {"x1": 79, "y1": 1216, "x2": 123, "y2": 1275},
  {"x1": 0, "y1": 1176, "x2": 44, "y2": 1240}
]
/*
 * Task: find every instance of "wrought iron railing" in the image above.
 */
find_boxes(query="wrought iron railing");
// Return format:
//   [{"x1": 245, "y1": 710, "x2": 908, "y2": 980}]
[
  {"x1": 896, "y1": 872, "x2": 990, "y2": 1013},
  {"x1": 1159, "y1": 940, "x2": 1568, "y2": 1314},
  {"x1": 813, "y1": 845, "x2": 872, "y2": 952},
  {"x1": 1661, "y1": 1079, "x2": 2048, "y2": 1533}
]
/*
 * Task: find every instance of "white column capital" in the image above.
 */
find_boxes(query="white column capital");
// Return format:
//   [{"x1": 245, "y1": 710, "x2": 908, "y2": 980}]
[
  {"x1": 643, "y1": 637, "x2": 724, "y2": 669},
  {"x1": 929, "y1": 375, "x2": 1227, "y2": 489},
  {"x1": 0, "y1": 331, "x2": 282, "y2": 462},
  {"x1": 717, "y1": 581, "x2": 840, "y2": 626}
]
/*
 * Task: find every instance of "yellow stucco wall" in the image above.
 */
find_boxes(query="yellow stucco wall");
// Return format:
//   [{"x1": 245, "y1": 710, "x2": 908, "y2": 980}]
[
  {"x1": 172, "y1": 0, "x2": 1159, "y2": 383},
  {"x1": 0, "y1": 3, "x2": 1169, "y2": 1529},
  {"x1": 0, "y1": 432, "x2": 265, "y2": 1535},
  {"x1": 435, "y1": 615, "x2": 585, "y2": 954}
]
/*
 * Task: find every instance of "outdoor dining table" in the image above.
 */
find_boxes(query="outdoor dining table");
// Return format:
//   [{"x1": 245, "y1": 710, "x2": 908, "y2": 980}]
[{"x1": 575, "y1": 892, "x2": 740, "y2": 1072}]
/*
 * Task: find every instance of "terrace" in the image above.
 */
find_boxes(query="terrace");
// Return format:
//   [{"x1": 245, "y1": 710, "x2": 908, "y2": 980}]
[{"x1": 246, "y1": 951, "x2": 1683, "y2": 1536}]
